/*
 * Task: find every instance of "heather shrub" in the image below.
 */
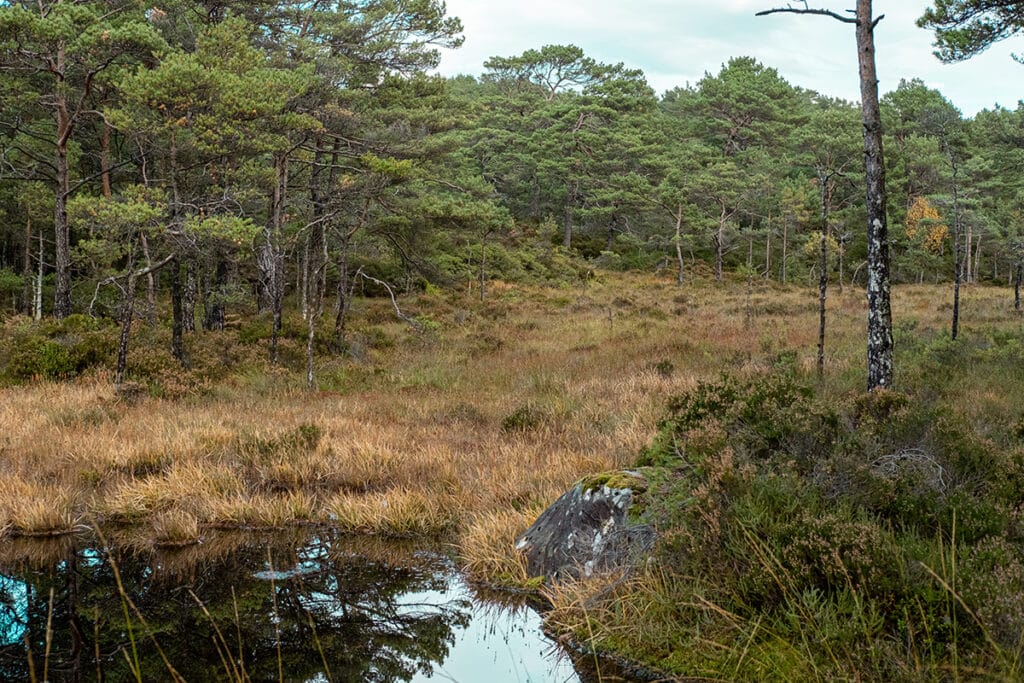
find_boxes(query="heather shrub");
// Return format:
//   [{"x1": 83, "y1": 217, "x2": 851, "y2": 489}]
[{"x1": 569, "y1": 373, "x2": 1024, "y2": 679}]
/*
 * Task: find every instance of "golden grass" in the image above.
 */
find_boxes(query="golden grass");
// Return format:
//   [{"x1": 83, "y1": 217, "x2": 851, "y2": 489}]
[
  {"x1": 151, "y1": 510, "x2": 201, "y2": 548},
  {"x1": 327, "y1": 489, "x2": 459, "y2": 536},
  {"x1": 0, "y1": 272, "x2": 1018, "y2": 576},
  {"x1": 461, "y1": 507, "x2": 543, "y2": 587}
]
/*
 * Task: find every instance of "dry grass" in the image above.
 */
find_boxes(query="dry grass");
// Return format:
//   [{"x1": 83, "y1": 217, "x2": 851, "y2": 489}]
[
  {"x1": 151, "y1": 510, "x2": 201, "y2": 548},
  {"x1": 327, "y1": 489, "x2": 459, "y2": 536},
  {"x1": 0, "y1": 272, "x2": 1018, "y2": 575},
  {"x1": 461, "y1": 507, "x2": 543, "y2": 587}
]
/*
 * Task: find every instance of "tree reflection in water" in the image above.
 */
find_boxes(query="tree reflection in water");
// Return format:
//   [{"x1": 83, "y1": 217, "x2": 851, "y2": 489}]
[{"x1": 0, "y1": 530, "x2": 518, "y2": 682}]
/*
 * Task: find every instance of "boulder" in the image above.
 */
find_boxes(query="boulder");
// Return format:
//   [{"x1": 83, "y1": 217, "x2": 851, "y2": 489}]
[{"x1": 515, "y1": 470, "x2": 656, "y2": 580}]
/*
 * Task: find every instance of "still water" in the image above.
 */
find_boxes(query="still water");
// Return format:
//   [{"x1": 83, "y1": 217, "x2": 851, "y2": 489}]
[{"x1": 0, "y1": 529, "x2": 609, "y2": 682}]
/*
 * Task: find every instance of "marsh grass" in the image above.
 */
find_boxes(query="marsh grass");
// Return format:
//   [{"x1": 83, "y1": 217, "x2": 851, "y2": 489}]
[{"x1": 1, "y1": 273, "x2": 1022, "y2": 582}]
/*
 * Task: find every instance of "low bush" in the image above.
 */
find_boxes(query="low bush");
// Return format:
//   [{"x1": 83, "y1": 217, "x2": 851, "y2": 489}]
[
  {"x1": 0, "y1": 315, "x2": 117, "y2": 382},
  {"x1": 550, "y1": 372, "x2": 1024, "y2": 680}
]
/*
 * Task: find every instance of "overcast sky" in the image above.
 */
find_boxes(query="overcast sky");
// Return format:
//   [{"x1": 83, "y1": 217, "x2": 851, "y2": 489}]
[{"x1": 433, "y1": 1, "x2": 1021, "y2": 117}]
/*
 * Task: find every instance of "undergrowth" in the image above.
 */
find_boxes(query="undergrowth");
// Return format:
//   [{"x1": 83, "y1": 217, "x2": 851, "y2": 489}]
[{"x1": 546, "y1": 371, "x2": 1024, "y2": 680}]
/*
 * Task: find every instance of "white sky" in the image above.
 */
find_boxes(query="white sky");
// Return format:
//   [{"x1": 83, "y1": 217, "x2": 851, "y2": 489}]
[{"x1": 433, "y1": 0, "x2": 1023, "y2": 117}]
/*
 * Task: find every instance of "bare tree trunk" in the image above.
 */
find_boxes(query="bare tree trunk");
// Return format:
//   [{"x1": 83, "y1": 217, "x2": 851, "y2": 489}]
[
  {"x1": 21, "y1": 218, "x2": 33, "y2": 315},
  {"x1": 856, "y1": 0, "x2": 894, "y2": 390},
  {"x1": 764, "y1": 210, "x2": 772, "y2": 279},
  {"x1": 949, "y1": 151, "x2": 963, "y2": 339},
  {"x1": 758, "y1": 0, "x2": 894, "y2": 389},
  {"x1": 183, "y1": 263, "x2": 196, "y2": 333},
  {"x1": 817, "y1": 230, "x2": 828, "y2": 377},
  {"x1": 1015, "y1": 259, "x2": 1022, "y2": 312},
  {"x1": 54, "y1": 133, "x2": 72, "y2": 319},
  {"x1": 139, "y1": 232, "x2": 157, "y2": 327},
  {"x1": 563, "y1": 180, "x2": 577, "y2": 249},
  {"x1": 479, "y1": 238, "x2": 487, "y2": 302},
  {"x1": 974, "y1": 238, "x2": 982, "y2": 284},
  {"x1": 745, "y1": 234, "x2": 754, "y2": 329},
  {"x1": 838, "y1": 240, "x2": 845, "y2": 294},
  {"x1": 306, "y1": 263, "x2": 325, "y2": 391},
  {"x1": 53, "y1": 47, "x2": 73, "y2": 320},
  {"x1": 674, "y1": 204, "x2": 685, "y2": 285},
  {"x1": 100, "y1": 121, "x2": 113, "y2": 199},
  {"x1": 964, "y1": 229, "x2": 974, "y2": 283},
  {"x1": 817, "y1": 175, "x2": 830, "y2": 377},
  {"x1": 300, "y1": 234, "x2": 311, "y2": 321},
  {"x1": 781, "y1": 218, "x2": 789, "y2": 284},
  {"x1": 35, "y1": 226, "x2": 44, "y2": 320},
  {"x1": 170, "y1": 257, "x2": 187, "y2": 366},
  {"x1": 265, "y1": 155, "x2": 288, "y2": 364},
  {"x1": 715, "y1": 202, "x2": 727, "y2": 283},
  {"x1": 116, "y1": 273, "x2": 137, "y2": 385}
]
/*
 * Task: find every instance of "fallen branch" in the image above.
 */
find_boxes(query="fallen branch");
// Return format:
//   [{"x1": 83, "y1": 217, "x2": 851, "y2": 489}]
[{"x1": 354, "y1": 268, "x2": 424, "y2": 331}]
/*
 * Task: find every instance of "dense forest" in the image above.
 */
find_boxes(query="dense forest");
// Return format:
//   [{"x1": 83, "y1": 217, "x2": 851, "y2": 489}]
[{"x1": 1, "y1": 0, "x2": 1022, "y2": 387}]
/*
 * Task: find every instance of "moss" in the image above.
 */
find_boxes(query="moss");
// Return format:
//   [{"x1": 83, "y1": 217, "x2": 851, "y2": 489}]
[
  {"x1": 579, "y1": 470, "x2": 649, "y2": 495},
  {"x1": 578, "y1": 470, "x2": 652, "y2": 521}
]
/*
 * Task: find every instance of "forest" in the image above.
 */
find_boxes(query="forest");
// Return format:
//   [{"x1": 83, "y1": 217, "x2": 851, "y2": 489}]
[
  {"x1": 3, "y1": 1, "x2": 1024, "y2": 681},
  {"x1": 1, "y1": 0, "x2": 1022, "y2": 376}
]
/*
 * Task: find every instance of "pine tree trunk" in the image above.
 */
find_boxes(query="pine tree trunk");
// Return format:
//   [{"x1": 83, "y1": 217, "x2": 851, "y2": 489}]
[
  {"x1": 563, "y1": 181, "x2": 577, "y2": 249},
  {"x1": 857, "y1": 0, "x2": 894, "y2": 390},
  {"x1": 974, "y1": 238, "x2": 982, "y2": 283},
  {"x1": 116, "y1": 273, "x2": 137, "y2": 385},
  {"x1": 965, "y1": 227, "x2": 974, "y2": 283},
  {"x1": 35, "y1": 227, "x2": 44, "y2": 320},
  {"x1": 479, "y1": 239, "x2": 487, "y2": 302},
  {"x1": 675, "y1": 204, "x2": 685, "y2": 285},
  {"x1": 100, "y1": 121, "x2": 113, "y2": 199},
  {"x1": 203, "y1": 259, "x2": 227, "y2": 332},
  {"x1": 269, "y1": 156, "x2": 288, "y2": 364},
  {"x1": 170, "y1": 257, "x2": 187, "y2": 365},
  {"x1": 1014, "y1": 259, "x2": 1021, "y2": 312},
  {"x1": 818, "y1": 230, "x2": 828, "y2": 377},
  {"x1": 950, "y1": 151, "x2": 962, "y2": 339},
  {"x1": 54, "y1": 134, "x2": 72, "y2": 319},
  {"x1": 53, "y1": 46, "x2": 73, "y2": 320},
  {"x1": 21, "y1": 218, "x2": 33, "y2": 315},
  {"x1": 745, "y1": 235, "x2": 754, "y2": 329},
  {"x1": 782, "y1": 219, "x2": 789, "y2": 285},
  {"x1": 715, "y1": 203, "x2": 726, "y2": 283},
  {"x1": 139, "y1": 232, "x2": 157, "y2": 327},
  {"x1": 183, "y1": 262, "x2": 196, "y2": 333}
]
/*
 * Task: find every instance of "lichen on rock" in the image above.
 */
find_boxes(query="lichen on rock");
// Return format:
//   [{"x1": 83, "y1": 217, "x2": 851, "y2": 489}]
[{"x1": 515, "y1": 469, "x2": 656, "y2": 581}]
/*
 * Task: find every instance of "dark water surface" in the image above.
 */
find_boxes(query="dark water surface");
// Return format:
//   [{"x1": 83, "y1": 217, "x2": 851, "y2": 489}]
[{"x1": 0, "y1": 529, "x2": 621, "y2": 682}]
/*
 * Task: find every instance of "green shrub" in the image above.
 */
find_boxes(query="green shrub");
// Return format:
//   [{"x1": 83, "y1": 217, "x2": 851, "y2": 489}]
[
  {"x1": 582, "y1": 373, "x2": 1024, "y2": 680},
  {"x1": 0, "y1": 316, "x2": 117, "y2": 381},
  {"x1": 501, "y1": 403, "x2": 546, "y2": 433}
]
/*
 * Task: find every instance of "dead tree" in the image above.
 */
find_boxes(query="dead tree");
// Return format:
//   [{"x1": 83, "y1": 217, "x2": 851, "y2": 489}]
[{"x1": 758, "y1": 0, "x2": 895, "y2": 390}]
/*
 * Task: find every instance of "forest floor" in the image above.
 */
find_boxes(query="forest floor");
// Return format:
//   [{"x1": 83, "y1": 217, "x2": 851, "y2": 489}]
[{"x1": 0, "y1": 269, "x2": 1019, "y2": 579}]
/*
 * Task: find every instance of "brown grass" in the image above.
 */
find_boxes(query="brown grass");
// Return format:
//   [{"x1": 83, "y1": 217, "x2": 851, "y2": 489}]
[{"x1": 0, "y1": 272, "x2": 1017, "y2": 575}]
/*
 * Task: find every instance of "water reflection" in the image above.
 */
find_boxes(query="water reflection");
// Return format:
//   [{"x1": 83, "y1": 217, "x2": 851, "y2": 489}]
[{"x1": 0, "y1": 530, "x2": 585, "y2": 682}]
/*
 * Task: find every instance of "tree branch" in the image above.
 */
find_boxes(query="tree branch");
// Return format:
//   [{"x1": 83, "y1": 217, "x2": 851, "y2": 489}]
[
  {"x1": 756, "y1": 6, "x2": 858, "y2": 24},
  {"x1": 353, "y1": 269, "x2": 423, "y2": 331},
  {"x1": 89, "y1": 253, "x2": 176, "y2": 317}
]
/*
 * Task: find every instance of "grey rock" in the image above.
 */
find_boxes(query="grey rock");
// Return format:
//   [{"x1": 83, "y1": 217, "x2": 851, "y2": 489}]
[{"x1": 515, "y1": 470, "x2": 656, "y2": 581}]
